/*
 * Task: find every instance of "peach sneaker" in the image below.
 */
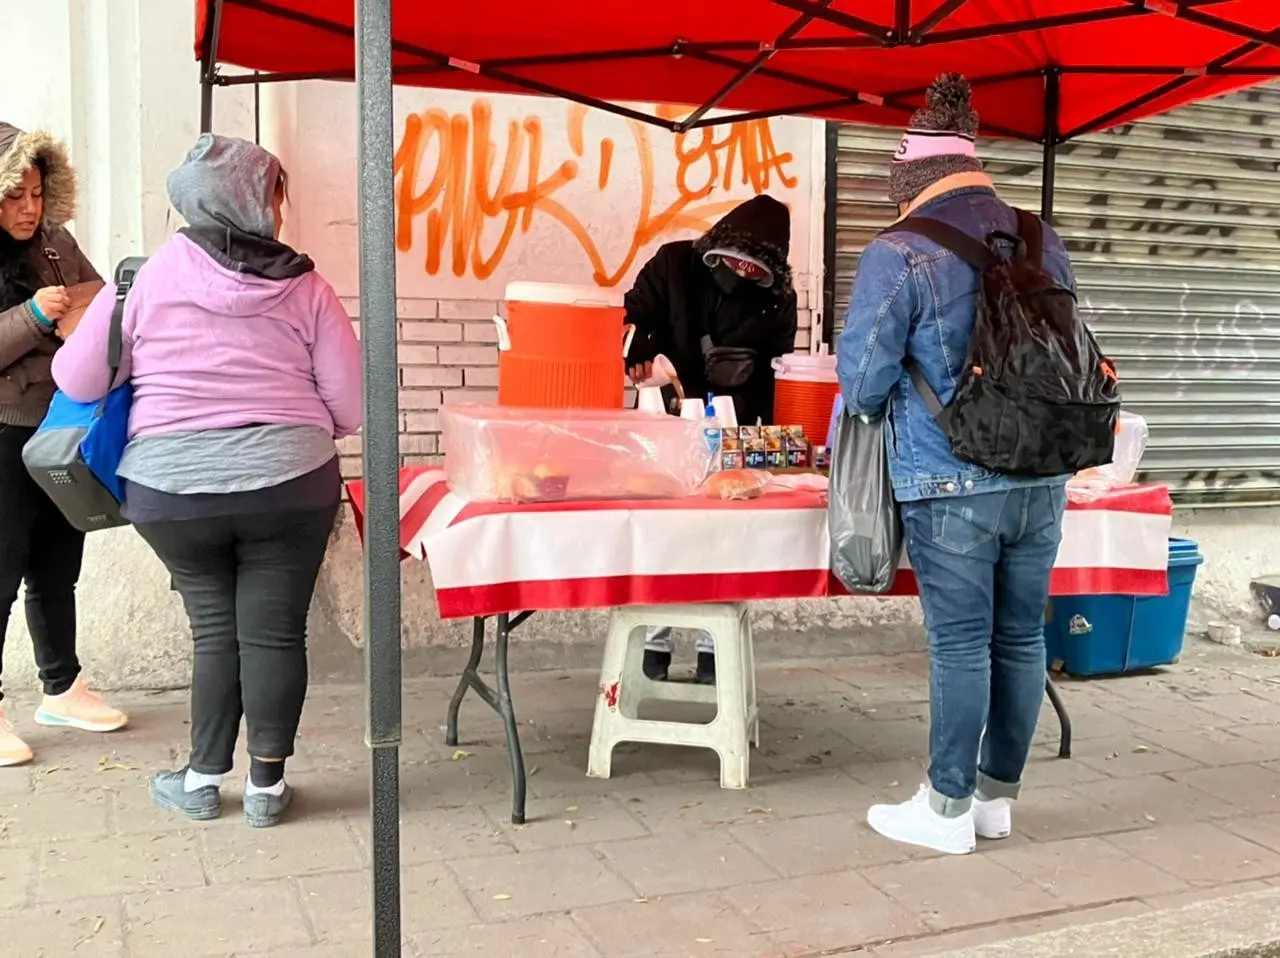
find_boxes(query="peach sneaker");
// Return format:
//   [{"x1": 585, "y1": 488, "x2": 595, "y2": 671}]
[
  {"x1": 0, "y1": 709, "x2": 33, "y2": 766},
  {"x1": 34, "y1": 677, "x2": 129, "y2": 733}
]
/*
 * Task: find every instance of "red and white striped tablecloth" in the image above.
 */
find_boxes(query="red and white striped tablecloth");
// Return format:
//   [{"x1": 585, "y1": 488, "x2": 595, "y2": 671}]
[{"x1": 347, "y1": 469, "x2": 1174, "y2": 620}]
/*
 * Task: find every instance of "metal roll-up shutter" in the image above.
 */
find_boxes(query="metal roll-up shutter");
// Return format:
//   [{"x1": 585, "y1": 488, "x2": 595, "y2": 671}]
[{"x1": 829, "y1": 82, "x2": 1280, "y2": 505}]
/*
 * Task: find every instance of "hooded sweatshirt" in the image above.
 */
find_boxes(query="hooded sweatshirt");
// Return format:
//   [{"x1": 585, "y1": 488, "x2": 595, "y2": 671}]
[
  {"x1": 623, "y1": 194, "x2": 797, "y2": 425},
  {"x1": 0, "y1": 123, "x2": 101, "y2": 427},
  {"x1": 52, "y1": 134, "x2": 362, "y2": 518}
]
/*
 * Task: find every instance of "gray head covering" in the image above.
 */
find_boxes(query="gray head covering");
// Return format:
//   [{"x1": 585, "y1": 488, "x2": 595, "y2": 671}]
[
  {"x1": 167, "y1": 133, "x2": 281, "y2": 239},
  {"x1": 888, "y1": 73, "x2": 984, "y2": 205}
]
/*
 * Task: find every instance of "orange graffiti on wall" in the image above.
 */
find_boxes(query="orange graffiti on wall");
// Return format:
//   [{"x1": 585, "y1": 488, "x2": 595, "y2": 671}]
[{"x1": 392, "y1": 100, "x2": 798, "y2": 286}]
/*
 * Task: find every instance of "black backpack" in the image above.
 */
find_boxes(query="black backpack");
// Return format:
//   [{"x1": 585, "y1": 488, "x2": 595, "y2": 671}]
[{"x1": 882, "y1": 209, "x2": 1120, "y2": 478}]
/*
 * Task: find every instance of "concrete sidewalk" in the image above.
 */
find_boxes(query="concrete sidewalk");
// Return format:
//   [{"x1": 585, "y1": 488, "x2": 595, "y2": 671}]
[{"x1": 4, "y1": 638, "x2": 1280, "y2": 957}]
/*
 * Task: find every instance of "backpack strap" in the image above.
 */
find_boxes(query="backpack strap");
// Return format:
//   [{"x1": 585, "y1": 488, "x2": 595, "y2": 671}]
[
  {"x1": 879, "y1": 217, "x2": 997, "y2": 271},
  {"x1": 1014, "y1": 208, "x2": 1044, "y2": 268},
  {"x1": 108, "y1": 257, "x2": 147, "y2": 389},
  {"x1": 903, "y1": 360, "x2": 945, "y2": 418}
]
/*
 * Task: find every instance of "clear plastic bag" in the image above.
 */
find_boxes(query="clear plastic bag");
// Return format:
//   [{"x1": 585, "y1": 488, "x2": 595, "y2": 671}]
[
  {"x1": 1067, "y1": 410, "x2": 1150, "y2": 503},
  {"x1": 828, "y1": 412, "x2": 902, "y2": 594},
  {"x1": 441, "y1": 404, "x2": 713, "y2": 503}
]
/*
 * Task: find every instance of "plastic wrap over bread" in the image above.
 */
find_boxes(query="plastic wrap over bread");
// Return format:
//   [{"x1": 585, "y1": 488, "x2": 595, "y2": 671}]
[
  {"x1": 1067, "y1": 409, "x2": 1150, "y2": 503},
  {"x1": 441, "y1": 404, "x2": 714, "y2": 503}
]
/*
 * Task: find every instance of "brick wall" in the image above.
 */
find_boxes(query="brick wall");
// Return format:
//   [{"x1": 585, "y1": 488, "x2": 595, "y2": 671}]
[{"x1": 338, "y1": 288, "x2": 816, "y2": 480}]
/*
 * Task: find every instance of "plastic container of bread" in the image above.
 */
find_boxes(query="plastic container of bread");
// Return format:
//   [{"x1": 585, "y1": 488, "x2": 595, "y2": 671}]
[{"x1": 441, "y1": 404, "x2": 714, "y2": 503}]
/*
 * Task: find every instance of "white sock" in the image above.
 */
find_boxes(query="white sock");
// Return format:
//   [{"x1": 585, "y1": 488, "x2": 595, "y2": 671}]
[
  {"x1": 184, "y1": 768, "x2": 223, "y2": 792},
  {"x1": 245, "y1": 777, "x2": 286, "y2": 798}
]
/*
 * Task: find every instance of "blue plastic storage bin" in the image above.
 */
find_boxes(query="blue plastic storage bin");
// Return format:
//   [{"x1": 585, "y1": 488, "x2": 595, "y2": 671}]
[{"x1": 1044, "y1": 538, "x2": 1204, "y2": 677}]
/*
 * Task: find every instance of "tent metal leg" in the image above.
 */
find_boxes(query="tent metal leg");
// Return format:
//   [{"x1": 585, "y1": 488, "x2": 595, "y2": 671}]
[
  {"x1": 1039, "y1": 67, "x2": 1061, "y2": 223},
  {"x1": 355, "y1": 0, "x2": 403, "y2": 955},
  {"x1": 445, "y1": 613, "x2": 533, "y2": 824},
  {"x1": 198, "y1": 0, "x2": 223, "y2": 133},
  {"x1": 1045, "y1": 673, "x2": 1073, "y2": 759}
]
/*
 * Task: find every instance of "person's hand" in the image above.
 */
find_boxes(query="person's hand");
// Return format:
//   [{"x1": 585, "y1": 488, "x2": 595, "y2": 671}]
[
  {"x1": 54, "y1": 309, "x2": 81, "y2": 341},
  {"x1": 628, "y1": 361, "x2": 653, "y2": 384},
  {"x1": 33, "y1": 286, "x2": 70, "y2": 323}
]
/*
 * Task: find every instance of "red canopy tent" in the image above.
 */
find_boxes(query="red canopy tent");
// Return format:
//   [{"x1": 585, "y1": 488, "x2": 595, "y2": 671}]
[{"x1": 192, "y1": 3, "x2": 1279, "y2": 954}]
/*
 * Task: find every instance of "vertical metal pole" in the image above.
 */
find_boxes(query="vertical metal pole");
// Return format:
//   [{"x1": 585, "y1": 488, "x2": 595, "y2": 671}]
[
  {"x1": 1040, "y1": 67, "x2": 1061, "y2": 223},
  {"x1": 199, "y1": 0, "x2": 223, "y2": 134},
  {"x1": 820, "y1": 122, "x2": 839, "y2": 349},
  {"x1": 355, "y1": 1, "x2": 402, "y2": 956}
]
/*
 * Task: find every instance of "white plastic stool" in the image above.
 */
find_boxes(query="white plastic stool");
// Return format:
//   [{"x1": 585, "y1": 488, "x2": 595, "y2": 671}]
[{"x1": 587, "y1": 603, "x2": 759, "y2": 789}]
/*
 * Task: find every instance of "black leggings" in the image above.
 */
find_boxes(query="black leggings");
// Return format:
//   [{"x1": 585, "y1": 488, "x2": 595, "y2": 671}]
[
  {"x1": 136, "y1": 505, "x2": 338, "y2": 774},
  {"x1": 0, "y1": 424, "x2": 85, "y2": 701}
]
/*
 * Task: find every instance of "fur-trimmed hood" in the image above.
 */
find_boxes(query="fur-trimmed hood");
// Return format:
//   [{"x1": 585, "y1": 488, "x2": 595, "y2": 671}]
[
  {"x1": 693, "y1": 194, "x2": 793, "y2": 302},
  {"x1": 0, "y1": 123, "x2": 77, "y2": 228}
]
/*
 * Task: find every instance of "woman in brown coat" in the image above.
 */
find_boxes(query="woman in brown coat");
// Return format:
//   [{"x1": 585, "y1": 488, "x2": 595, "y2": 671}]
[{"x1": 0, "y1": 123, "x2": 128, "y2": 765}]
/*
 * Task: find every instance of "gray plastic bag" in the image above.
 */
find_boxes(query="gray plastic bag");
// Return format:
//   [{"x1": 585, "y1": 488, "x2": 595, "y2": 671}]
[{"x1": 828, "y1": 411, "x2": 903, "y2": 594}]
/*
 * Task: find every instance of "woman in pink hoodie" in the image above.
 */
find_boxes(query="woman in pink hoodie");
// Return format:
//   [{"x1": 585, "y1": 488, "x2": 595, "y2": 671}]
[{"x1": 53, "y1": 134, "x2": 362, "y2": 828}]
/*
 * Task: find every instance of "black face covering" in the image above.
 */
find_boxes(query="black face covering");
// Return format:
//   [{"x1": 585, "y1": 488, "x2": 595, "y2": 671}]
[{"x1": 712, "y1": 261, "x2": 743, "y2": 295}]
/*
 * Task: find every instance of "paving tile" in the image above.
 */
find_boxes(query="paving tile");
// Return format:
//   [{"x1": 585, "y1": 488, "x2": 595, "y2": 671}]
[
  {"x1": 237, "y1": 945, "x2": 372, "y2": 958},
  {"x1": 359, "y1": 804, "x2": 514, "y2": 864},
  {"x1": 37, "y1": 831, "x2": 204, "y2": 901},
  {"x1": 298, "y1": 864, "x2": 479, "y2": 942},
  {"x1": 1171, "y1": 763, "x2": 1280, "y2": 814},
  {"x1": 201, "y1": 817, "x2": 363, "y2": 881},
  {"x1": 1071, "y1": 735, "x2": 1204, "y2": 777},
  {"x1": 597, "y1": 829, "x2": 776, "y2": 897},
  {"x1": 1221, "y1": 812, "x2": 1280, "y2": 856},
  {"x1": 862, "y1": 854, "x2": 1061, "y2": 931},
  {"x1": 1009, "y1": 786, "x2": 1153, "y2": 842},
  {"x1": 1143, "y1": 727, "x2": 1275, "y2": 767},
  {"x1": 0, "y1": 895, "x2": 125, "y2": 958},
  {"x1": 0, "y1": 846, "x2": 37, "y2": 908},
  {"x1": 731, "y1": 813, "x2": 941, "y2": 877},
  {"x1": 987, "y1": 835, "x2": 1187, "y2": 905},
  {"x1": 1188, "y1": 692, "x2": 1280, "y2": 725},
  {"x1": 490, "y1": 795, "x2": 649, "y2": 851},
  {"x1": 721, "y1": 869, "x2": 927, "y2": 952},
  {"x1": 0, "y1": 783, "x2": 110, "y2": 845},
  {"x1": 574, "y1": 892, "x2": 770, "y2": 958},
  {"x1": 1071, "y1": 773, "x2": 1235, "y2": 826},
  {"x1": 1092, "y1": 698, "x2": 1234, "y2": 734},
  {"x1": 1013, "y1": 748, "x2": 1113, "y2": 789},
  {"x1": 448, "y1": 845, "x2": 636, "y2": 919},
  {"x1": 1139, "y1": 878, "x2": 1273, "y2": 911},
  {"x1": 867, "y1": 900, "x2": 1152, "y2": 957},
  {"x1": 1106, "y1": 822, "x2": 1280, "y2": 885},
  {"x1": 624, "y1": 770, "x2": 872, "y2": 834},
  {"x1": 125, "y1": 879, "x2": 312, "y2": 958},
  {"x1": 416, "y1": 916, "x2": 602, "y2": 956}
]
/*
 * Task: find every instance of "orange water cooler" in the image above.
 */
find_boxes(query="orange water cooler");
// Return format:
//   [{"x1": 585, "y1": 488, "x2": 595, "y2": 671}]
[
  {"x1": 772, "y1": 352, "x2": 840, "y2": 445},
  {"x1": 493, "y1": 283, "x2": 632, "y2": 409}
]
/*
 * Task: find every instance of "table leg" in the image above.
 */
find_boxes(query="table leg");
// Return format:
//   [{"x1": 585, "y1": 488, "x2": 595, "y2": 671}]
[
  {"x1": 494, "y1": 613, "x2": 527, "y2": 825},
  {"x1": 445, "y1": 617, "x2": 486, "y2": 748},
  {"x1": 441, "y1": 612, "x2": 533, "y2": 825},
  {"x1": 1044, "y1": 671, "x2": 1072, "y2": 759}
]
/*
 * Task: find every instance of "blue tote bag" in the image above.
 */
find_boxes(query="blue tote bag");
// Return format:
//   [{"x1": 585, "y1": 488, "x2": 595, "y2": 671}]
[{"x1": 23, "y1": 258, "x2": 145, "y2": 533}]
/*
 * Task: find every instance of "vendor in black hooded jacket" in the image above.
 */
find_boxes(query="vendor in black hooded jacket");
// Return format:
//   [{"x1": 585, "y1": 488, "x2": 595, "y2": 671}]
[
  {"x1": 623, "y1": 194, "x2": 798, "y2": 686},
  {"x1": 624, "y1": 194, "x2": 798, "y2": 429}
]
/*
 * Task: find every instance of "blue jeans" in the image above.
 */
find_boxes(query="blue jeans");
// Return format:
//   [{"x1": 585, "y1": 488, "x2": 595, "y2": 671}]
[{"x1": 901, "y1": 484, "x2": 1067, "y2": 813}]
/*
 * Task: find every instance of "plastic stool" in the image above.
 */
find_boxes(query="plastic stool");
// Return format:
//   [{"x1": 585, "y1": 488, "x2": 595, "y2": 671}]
[{"x1": 587, "y1": 603, "x2": 759, "y2": 789}]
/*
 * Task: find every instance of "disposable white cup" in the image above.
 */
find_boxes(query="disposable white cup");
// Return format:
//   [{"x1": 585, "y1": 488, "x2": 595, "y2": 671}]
[
  {"x1": 712, "y1": 395, "x2": 738, "y2": 427},
  {"x1": 679, "y1": 397, "x2": 705, "y2": 420},
  {"x1": 636, "y1": 386, "x2": 667, "y2": 414}
]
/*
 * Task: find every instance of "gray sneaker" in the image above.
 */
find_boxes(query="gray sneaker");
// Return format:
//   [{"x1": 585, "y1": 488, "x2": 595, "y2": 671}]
[
  {"x1": 148, "y1": 769, "x2": 222, "y2": 821},
  {"x1": 243, "y1": 783, "x2": 294, "y2": 828}
]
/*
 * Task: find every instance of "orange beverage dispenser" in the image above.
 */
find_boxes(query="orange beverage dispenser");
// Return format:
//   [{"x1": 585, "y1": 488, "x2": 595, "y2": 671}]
[
  {"x1": 493, "y1": 283, "x2": 633, "y2": 410},
  {"x1": 772, "y1": 352, "x2": 840, "y2": 445}
]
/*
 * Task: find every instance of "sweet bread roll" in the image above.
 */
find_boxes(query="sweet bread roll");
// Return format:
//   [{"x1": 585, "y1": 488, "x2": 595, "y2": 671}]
[{"x1": 703, "y1": 469, "x2": 768, "y2": 500}]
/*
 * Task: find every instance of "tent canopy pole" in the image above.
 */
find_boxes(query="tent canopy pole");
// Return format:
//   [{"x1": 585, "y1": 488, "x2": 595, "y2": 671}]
[
  {"x1": 1040, "y1": 67, "x2": 1060, "y2": 223},
  {"x1": 199, "y1": 0, "x2": 223, "y2": 133},
  {"x1": 354, "y1": 0, "x2": 404, "y2": 955}
]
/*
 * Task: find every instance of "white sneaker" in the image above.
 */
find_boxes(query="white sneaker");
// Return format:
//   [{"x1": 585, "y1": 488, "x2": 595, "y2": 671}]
[
  {"x1": 867, "y1": 785, "x2": 976, "y2": 855},
  {"x1": 974, "y1": 796, "x2": 1012, "y2": 839}
]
